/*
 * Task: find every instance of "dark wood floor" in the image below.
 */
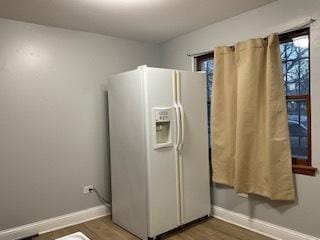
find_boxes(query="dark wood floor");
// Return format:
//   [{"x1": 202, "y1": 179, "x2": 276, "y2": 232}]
[{"x1": 37, "y1": 216, "x2": 274, "y2": 240}]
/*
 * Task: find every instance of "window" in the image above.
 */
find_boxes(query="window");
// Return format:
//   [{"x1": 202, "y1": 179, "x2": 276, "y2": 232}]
[
  {"x1": 196, "y1": 28, "x2": 317, "y2": 176},
  {"x1": 279, "y1": 28, "x2": 316, "y2": 175}
]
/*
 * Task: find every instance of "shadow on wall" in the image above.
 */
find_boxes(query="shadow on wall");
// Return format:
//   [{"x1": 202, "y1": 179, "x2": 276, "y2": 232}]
[
  {"x1": 213, "y1": 174, "x2": 298, "y2": 218},
  {"x1": 104, "y1": 91, "x2": 112, "y2": 203}
]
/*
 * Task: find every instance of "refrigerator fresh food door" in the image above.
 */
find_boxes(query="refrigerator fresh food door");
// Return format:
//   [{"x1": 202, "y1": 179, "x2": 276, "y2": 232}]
[
  {"x1": 143, "y1": 67, "x2": 181, "y2": 238},
  {"x1": 178, "y1": 70, "x2": 211, "y2": 224}
]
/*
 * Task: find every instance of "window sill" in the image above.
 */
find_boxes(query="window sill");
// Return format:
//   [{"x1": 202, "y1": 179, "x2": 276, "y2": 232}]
[{"x1": 292, "y1": 165, "x2": 317, "y2": 176}]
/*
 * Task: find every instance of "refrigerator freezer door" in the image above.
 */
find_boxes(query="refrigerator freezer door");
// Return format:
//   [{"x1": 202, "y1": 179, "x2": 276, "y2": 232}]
[
  {"x1": 179, "y1": 70, "x2": 211, "y2": 224},
  {"x1": 143, "y1": 67, "x2": 181, "y2": 238}
]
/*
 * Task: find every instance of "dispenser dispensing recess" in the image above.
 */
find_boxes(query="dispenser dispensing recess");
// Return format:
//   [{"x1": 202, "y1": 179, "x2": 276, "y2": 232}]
[{"x1": 152, "y1": 107, "x2": 173, "y2": 149}]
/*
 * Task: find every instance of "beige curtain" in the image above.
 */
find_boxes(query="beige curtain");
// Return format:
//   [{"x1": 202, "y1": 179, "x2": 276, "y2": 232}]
[{"x1": 212, "y1": 34, "x2": 295, "y2": 201}]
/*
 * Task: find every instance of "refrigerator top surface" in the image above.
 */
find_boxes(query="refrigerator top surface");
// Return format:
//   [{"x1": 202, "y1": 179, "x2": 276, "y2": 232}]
[{"x1": 107, "y1": 65, "x2": 206, "y2": 80}]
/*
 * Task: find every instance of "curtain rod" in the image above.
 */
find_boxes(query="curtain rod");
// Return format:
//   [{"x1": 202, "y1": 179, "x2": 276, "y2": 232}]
[{"x1": 187, "y1": 18, "x2": 316, "y2": 57}]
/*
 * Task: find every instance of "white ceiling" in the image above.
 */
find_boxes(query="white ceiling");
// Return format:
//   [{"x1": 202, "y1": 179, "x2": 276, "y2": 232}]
[{"x1": 0, "y1": 0, "x2": 275, "y2": 43}]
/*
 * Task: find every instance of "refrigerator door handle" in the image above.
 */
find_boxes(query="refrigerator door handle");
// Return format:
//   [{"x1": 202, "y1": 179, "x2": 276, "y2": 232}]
[
  {"x1": 173, "y1": 70, "x2": 182, "y2": 225},
  {"x1": 172, "y1": 71, "x2": 181, "y2": 150},
  {"x1": 176, "y1": 70, "x2": 185, "y2": 223},
  {"x1": 175, "y1": 106, "x2": 181, "y2": 150},
  {"x1": 179, "y1": 104, "x2": 185, "y2": 150},
  {"x1": 176, "y1": 71, "x2": 184, "y2": 151}
]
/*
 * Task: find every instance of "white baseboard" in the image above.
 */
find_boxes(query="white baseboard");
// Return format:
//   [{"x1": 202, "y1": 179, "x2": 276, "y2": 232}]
[
  {"x1": 212, "y1": 205, "x2": 319, "y2": 240},
  {"x1": 2, "y1": 204, "x2": 318, "y2": 240},
  {"x1": 0, "y1": 205, "x2": 111, "y2": 240}
]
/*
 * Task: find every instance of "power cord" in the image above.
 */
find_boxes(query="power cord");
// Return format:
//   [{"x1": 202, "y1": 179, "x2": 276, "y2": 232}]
[{"x1": 89, "y1": 187, "x2": 112, "y2": 207}]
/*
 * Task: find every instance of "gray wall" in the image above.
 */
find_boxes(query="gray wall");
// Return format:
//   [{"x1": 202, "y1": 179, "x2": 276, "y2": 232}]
[
  {"x1": 160, "y1": 0, "x2": 320, "y2": 237},
  {"x1": 0, "y1": 18, "x2": 160, "y2": 230},
  {"x1": 1, "y1": 1, "x2": 320, "y2": 237}
]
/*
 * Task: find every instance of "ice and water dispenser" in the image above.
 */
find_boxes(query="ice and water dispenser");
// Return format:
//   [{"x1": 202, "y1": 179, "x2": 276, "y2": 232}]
[{"x1": 152, "y1": 107, "x2": 173, "y2": 149}]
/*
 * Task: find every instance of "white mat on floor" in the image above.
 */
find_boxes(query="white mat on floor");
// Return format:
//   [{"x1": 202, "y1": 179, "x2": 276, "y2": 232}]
[{"x1": 55, "y1": 232, "x2": 90, "y2": 240}]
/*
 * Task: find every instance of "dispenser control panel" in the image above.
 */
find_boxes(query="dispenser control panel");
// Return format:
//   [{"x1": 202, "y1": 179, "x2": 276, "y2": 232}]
[
  {"x1": 155, "y1": 110, "x2": 170, "y2": 122},
  {"x1": 152, "y1": 107, "x2": 173, "y2": 149}
]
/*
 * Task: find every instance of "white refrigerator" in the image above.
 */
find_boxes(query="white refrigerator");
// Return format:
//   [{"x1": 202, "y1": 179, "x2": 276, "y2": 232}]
[{"x1": 108, "y1": 66, "x2": 210, "y2": 240}]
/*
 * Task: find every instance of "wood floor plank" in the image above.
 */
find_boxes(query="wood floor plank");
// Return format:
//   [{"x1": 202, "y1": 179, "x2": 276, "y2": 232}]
[
  {"x1": 36, "y1": 216, "x2": 274, "y2": 240},
  {"x1": 202, "y1": 218, "x2": 272, "y2": 240},
  {"x1": 84, "y1": 217, "x2": 138, "y2": 240}
]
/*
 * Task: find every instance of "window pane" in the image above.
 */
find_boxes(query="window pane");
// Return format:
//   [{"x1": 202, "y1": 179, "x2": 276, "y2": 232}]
[
  {"x1": 282, "y1": 63, "x2": 286, "y2": 82},
  {"x1": 201, "y1": 60, "x2": 207, "y2": 72},
  {"x1": 286, "y1": 82, "x2": 299, "y2": 96},
  {"x1": 198, "y1": 56, "x2": 214, "y2": 147},
  {"x1": 286, "y1": 60, "x2": 299, "y2": 83},
  {"x1": 287, "y1": 99, "x2": 308, "y2": 159},
  {"x1": 280, "y1": 44, "x2": 286, "y2": 61},
  {"x1": 280, "y1": 33, "x2": 309, "y2": 97},
  {"x1": 299, "y1": 58, "x2": 309, "y2": 94},
  {"x1": 198, "y1": 58, "x2": 214, "y2": 102},
  {"x1": 285, "y1": 42, "x2": 298, "y2": 60},
  {"x1": 207, "y1": 60, "x2": 214, "y2": 101}
]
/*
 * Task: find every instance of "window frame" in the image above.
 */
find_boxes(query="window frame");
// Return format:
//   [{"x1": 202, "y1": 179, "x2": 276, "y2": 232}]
[
  {"x1": 196, "y1": 28, "x2": 317, "y2": 176},
  {"x1": 196, "y1": 52, "x2": 215, "y2": 72}
]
